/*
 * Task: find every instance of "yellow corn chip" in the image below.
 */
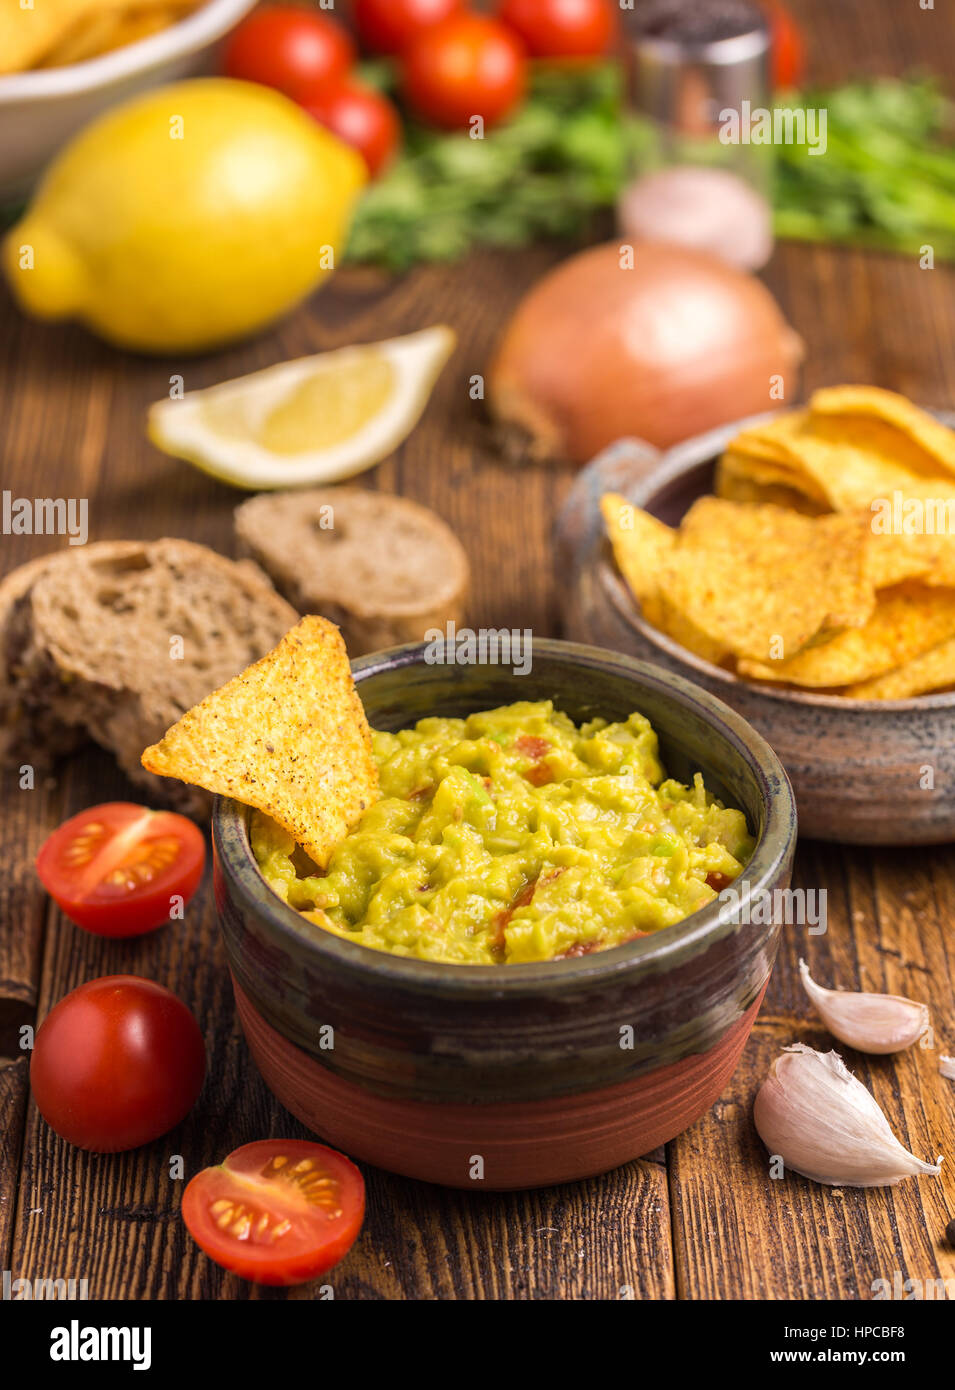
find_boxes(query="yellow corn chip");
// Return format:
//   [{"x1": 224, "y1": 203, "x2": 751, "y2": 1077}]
[
  {"x1": 660, "y1": 500, "x2": 874, "y2": 663},
  {"x1": 142, "y1": 615, "x2": 379, "y2": 867},
  {"x1": 739, "y1": 584, "x2": 955, "y2": 688},
  {"x1": 600, "y1": 493, "x2": 675, "y2": 628},
  {"x1": 729, "y1": 410, "x2": 813, "y2": 465},
  {"x1": 811, "y1": 385, "x2": 955, "y2": 478},
  {"x1": 0, "y1": 0, "x2": 195, "y2": 73},
  {"x1": 844, "y1": 635, "x2": 955, "y2": 699},
  {"x1": 655, "y1": 589, "x2": 731, "y2": 667},
  {"x1": 716, "y1": 452, "x2": 827, "y2": 513},
  {"x1": 775, "y1": 434, "x2": 925, "y2": 511}
]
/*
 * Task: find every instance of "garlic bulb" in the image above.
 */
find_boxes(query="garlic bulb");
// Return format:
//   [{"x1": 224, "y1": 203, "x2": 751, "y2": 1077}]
[
  {"x1": 798, "y1": 959, "x2": 929, "y2": 1054},
  {"x1": 753, "y1": 1044, "x2": 942, "y2": 1188}
]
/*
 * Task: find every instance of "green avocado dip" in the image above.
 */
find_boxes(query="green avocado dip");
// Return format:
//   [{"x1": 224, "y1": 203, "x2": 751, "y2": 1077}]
[{"x1": 250, "y1": 700, "x2": 754, "y2": 966}]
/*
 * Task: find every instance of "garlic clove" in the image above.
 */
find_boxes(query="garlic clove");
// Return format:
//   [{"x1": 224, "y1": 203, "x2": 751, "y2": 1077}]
[
  {"x1": 753, "y1": 1043, "x2": 943, "y2": 1188},
  {"x1": 798, "y1": 958, "x2": 929, "y2": 1054},
  {"x1": 941, "y1": 1056, "x2": 955, "y2": 1081}
]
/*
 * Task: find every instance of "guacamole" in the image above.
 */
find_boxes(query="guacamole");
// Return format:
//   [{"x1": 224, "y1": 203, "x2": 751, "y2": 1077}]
[{"x1": 251, "y1": 700, "x2": 754, "y2": 966}]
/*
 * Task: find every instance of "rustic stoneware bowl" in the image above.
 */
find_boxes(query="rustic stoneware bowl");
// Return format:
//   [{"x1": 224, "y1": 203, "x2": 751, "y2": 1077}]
[
  {"x1": 213, "y1": 640, "x2": 795, "y2": 1190},
  {"x1": 557, "y1": 420, "x2": 955, "y2": 846}
]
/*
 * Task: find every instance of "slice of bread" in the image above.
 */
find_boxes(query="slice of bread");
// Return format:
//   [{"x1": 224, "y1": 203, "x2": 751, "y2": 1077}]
[
  {"x1": 234, "y1": 488, "x2": 470, "y2": 655},
  {"x1": 1, "y1": 539, "x2": 298, "y2": 812}
]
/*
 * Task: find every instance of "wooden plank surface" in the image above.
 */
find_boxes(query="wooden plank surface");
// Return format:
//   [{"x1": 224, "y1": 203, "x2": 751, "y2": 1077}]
[{"x1": 1, "y1": 0, "x2": 954, "y2": 1301}]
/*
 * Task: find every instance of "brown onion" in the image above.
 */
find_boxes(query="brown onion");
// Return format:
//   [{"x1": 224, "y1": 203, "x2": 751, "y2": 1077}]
[{"x1": 488, "y1": 240, "x2": 803, "y2": 465}]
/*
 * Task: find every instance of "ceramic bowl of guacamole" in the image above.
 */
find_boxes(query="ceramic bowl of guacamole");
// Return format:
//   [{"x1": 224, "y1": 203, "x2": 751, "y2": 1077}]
[{"x1": 213, "y1": 639, "x2": 796, "y2": 1190}]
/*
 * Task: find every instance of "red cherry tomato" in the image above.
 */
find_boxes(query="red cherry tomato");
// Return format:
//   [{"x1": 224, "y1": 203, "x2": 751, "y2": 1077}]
[
  {"x1": 303, "y1": 80, "x2": 401, "y2": 177},
  {"x1": 403, "y1": 14, "x2": 527, "y2": 130},
  {"x1": 222, "y1": 5, "x2": 355, "y2": 98},
  {"x1": 496, "y1": 0, "x2": 614, "y2": 58},
  {"x1": 765, "y1": 0, "x2": 805, "y2": 90},
  {"x1": 182, "y1": 1139, "x2": 365, "y2": 1285},
  {"x1": 36, "y1": 802, "x2": 205, "y2": 938},
  {"x1": 30, "y1": 976, "x2": 205, "y2": 1152},
  {"x1": 353, "y1": 0, "x2": 464, "y2": 55}
]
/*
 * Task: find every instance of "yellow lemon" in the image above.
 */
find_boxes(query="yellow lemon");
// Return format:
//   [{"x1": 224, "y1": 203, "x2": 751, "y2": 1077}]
[{"x1": 1, "y1": 79, "x2": 366, "y2": 353}]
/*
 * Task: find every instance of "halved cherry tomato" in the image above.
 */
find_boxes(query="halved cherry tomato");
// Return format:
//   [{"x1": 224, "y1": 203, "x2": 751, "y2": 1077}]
[
  {"x1": 496, "y1": 0, "x2": 614, "y2": 59},
  {"x1": 222, "y1": 5, "x2": 355, "y2": 98},
  {"x1": 31, "y1": 976, "x2": 205, "y2": 1152},
  {"x1": 354, "y1": 0, "x2": 464, "y2": 55},
  {"x1": 403, "y1": 13, "x2": 527, "y2": 130},
  {"x1": 303, "y1": 80, "x2": 401, "y2": 177},
  {"x1": 36, "y1": 802, "x2": 205, "y2": 937},
  {"x1": 182, "y1": 1139, "x2": 365, "y2": 1286}
]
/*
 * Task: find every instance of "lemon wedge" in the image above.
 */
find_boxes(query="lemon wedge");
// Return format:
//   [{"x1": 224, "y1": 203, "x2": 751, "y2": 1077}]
[{"x1": 147, "y1": 326, "x2": 456, "y2": 489}]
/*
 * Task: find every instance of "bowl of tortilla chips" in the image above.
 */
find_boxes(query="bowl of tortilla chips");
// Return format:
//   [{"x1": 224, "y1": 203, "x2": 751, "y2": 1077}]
[
  {"x1": 0, "y1": 0, "x2": 255, "y2": 199},
  {"x1": 558, "y1": 385, "x2": 955, "y2": 846}
]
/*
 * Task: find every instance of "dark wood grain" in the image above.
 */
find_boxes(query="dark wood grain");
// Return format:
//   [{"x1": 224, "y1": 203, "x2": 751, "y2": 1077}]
[{"x1": 1, "y1": 0, "x2": 954, "y2": 1302}]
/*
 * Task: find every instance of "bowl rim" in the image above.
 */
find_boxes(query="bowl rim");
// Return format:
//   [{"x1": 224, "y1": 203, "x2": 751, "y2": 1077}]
[
  {"x1": 601, "y1": 412, "x2": 955, "y2": 714},
  {"x1": 0, "y1": 0, "x2": 256, "y2": 104},
  {"x1": 213, "y1": 637, "x2": 796, "y2": 998}
]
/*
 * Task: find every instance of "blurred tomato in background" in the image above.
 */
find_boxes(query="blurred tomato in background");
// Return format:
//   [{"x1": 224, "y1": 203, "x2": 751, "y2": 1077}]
[
  {"x1": 403, "y1": 13, "x2": 528, "y2": 129},
  {"x1": 353, "y1": 0, "x2": 465, "y2": 55},
  {"x1": 222, "y1": 4, "x2": 355, "y2": 97},
  {"x1": 303, "y1": 79, "x2": 401, "y2": 175},
  {"x1": 495, "y1": 0, "x2": 614, "y2": 58},
  {"x1": 764, "y1": 0, "x2": 806, "y2": 89}
]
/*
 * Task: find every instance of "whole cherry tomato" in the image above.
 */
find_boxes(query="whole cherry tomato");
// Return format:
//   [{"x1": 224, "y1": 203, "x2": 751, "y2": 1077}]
[
  {"x1": 222, "y1": 5, "x2": 354, "y2": 98},
  {"x1": 496, "y1": 0, "x2": 614, "y2": 58},
  {"x1": 30, "y1": 976, "x2": 205, "y2": 1152},
  {"x1": 353, "y1": 0, "x2": 464, "y2": 56},
  {"x1": 403, "y1": 14, "x2": 527, "y2": 130},
  {"x1": 765, "y1": 0, "x2": 806, "y2": 89},
  {"x1": 303, "y1": 80, "x2": 401, "y2": 177}
]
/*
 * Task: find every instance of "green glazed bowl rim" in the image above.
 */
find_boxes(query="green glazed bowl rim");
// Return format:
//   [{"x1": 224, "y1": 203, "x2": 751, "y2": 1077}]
[{"x1": 213, "y1": 638, "x2": 796, "y2": 1000}]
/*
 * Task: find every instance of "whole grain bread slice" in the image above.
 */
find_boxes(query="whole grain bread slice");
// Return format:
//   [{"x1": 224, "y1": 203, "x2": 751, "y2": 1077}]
[
  {"x1": 234, "y1": 488, "x2": 469, "y2": 655},
  {"x1": 1, "y1": 539, "x2": 298, "y2": 812},
  {"x1": 0, "y1": 551, "x2": 86, "y2": 769}
]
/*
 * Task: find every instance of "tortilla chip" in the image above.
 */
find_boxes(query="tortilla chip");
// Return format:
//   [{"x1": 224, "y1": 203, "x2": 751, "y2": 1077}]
[
  {"x1": 142, "y1": 615, "x2": 379, "y2": 867},
  {"x1": 0, "y1": 0, "x2": 194, "y2": 73},
  {"x1": 729, "y1": 411, "x2": 814, "y2": 466},
  {"x1": 655, "y1": 590, "x2": 731, "y2": 667},
  {"x1": 844, "y1": 635, "x2": 955, "y2": 699},
  {"x1": 865, "y1": 483, "x2": 955, "y2": 583},
  {"x1": 810, "y1": 386, "x2": 955, "y2": 478},
  {"x1": 715, "y1": 454, "x2": 826, "y2": 514},
  {"x1": 600, "y1": 493, "x2": 675, "y2": 627},
  {"x1": 661, "y1": 500, "x2": 874, "y2": 662},
  {"x1": 777, "y1": 434, "x2": 926, "y2": 511},
  {"x1": 724, "y1": 394, "x2": 955, "y2": 512},
  {"x1": 866, "y1": 531, "x2": 955, "y2": 592},
  {"x1": 739, "y1": 584, "x2": 955, "y2": 688}
]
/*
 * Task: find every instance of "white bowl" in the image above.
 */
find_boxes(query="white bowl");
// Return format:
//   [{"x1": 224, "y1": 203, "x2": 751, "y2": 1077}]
[{"x1": 0, "y1": 0, "x2": 256, "y2": 201}]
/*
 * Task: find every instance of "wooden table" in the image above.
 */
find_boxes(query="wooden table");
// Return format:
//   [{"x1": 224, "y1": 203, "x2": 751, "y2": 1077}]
[{"x1": 2, "y1": 0, "x2": 953, "y2": 1301}]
